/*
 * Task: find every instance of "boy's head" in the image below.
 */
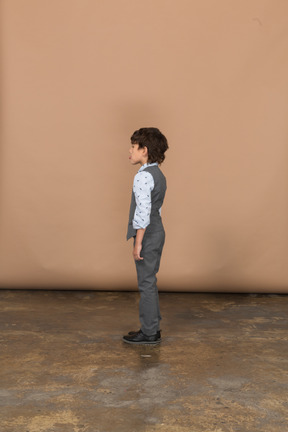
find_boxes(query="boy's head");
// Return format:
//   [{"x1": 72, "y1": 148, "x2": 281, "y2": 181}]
[{"x1": 130, "y1": 127, "x2": 168, "y2": 165}]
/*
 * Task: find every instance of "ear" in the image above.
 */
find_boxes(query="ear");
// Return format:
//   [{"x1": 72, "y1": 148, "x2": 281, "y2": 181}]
[{"x1": 142, "y1": 146, "x2": 148, "y2": 156}]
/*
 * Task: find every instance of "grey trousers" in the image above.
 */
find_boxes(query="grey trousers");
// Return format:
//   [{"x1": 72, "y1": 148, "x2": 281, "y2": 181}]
[{"x1": 134, "y1": 229, "x2": 165, "y2": 336}]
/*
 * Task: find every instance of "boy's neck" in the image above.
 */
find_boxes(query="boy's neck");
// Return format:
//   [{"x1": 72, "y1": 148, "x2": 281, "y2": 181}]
[{"x1": 140, "y1": 158, "x2": 149, "y2": 166}]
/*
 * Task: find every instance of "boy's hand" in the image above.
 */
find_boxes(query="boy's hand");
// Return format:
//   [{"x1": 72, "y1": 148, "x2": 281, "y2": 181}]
[
  {"x1": 133, "y1": 228, "x2": 146, "y2": 261},
  {"x1": 133, "y1": 243, "x2": 144, "y2": 261}
]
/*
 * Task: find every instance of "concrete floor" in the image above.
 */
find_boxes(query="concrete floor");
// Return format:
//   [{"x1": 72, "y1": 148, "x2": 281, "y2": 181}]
[{"x1": 0, "y1": 290, "x2": 288, "y2": 432}]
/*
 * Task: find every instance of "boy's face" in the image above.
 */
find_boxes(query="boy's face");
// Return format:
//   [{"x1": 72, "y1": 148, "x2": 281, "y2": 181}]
[{"x1": 129, "y1": 143, "x2": 148, "y2": 166}]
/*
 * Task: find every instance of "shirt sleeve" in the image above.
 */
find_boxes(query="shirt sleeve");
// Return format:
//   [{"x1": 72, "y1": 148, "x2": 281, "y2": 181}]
[{"x1": 132, "y1": 171, "x2": 154, "y2": 230}]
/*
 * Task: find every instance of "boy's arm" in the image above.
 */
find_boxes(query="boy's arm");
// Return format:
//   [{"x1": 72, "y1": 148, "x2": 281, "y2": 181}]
[
  {"x1": 133, "y1": 228, "x2": 146, "y2": 261},
  {"x1": 132, "y1": 171, "x2": 154, "y2": 261}
]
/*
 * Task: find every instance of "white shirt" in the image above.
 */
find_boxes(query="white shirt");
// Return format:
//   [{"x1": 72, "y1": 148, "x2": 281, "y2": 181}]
[{"x1": 132, "y1": 162, "x2": 161, "y2": 230}]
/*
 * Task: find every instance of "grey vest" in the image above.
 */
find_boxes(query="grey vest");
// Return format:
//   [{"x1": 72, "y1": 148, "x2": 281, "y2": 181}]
[{"x1": 127, "y1": 165, "x2": 167, "y2": 240}]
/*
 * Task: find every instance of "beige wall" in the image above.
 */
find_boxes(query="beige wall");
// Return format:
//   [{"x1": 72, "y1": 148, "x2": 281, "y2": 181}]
[{"x1": 1, "y1": 0, "x2": 288, "y2": 292}]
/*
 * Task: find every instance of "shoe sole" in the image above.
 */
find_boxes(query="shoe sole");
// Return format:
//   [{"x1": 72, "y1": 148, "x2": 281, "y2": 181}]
[{"x1": 122, "y1": 337, "x2": 161, "y2": 345}]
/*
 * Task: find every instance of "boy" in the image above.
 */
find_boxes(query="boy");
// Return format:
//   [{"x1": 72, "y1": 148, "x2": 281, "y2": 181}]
[{"x1": 123, "y1": 127, "x2": 168, "y2": 345}]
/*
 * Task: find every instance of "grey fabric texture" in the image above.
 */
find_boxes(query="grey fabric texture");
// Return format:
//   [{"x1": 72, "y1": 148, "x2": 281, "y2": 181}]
[
  {"x1": 134, "y1": 230, "x2": 165, "y2": 336},
  {"x1": 126, "y1": 165, "x2": 167, "y2": 240}
]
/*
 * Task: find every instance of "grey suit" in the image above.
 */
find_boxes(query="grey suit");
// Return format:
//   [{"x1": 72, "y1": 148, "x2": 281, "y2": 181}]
[{"x1": 127, "y1": 165, "x2": 167, "y2": 336}]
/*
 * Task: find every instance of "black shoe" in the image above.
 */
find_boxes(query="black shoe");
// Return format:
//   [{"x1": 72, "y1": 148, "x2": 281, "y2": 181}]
[
  {"x1": 128, "y1": 329, "x2": 161, "y2": 340},
  {"x1": 123, "y1": 330, "x2": 161, "y2": 345}
]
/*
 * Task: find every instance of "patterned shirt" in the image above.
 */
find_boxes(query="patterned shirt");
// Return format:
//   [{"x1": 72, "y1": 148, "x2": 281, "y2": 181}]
[{"x1": 132, "y1": 162, "x2": 161, "y2": 230}]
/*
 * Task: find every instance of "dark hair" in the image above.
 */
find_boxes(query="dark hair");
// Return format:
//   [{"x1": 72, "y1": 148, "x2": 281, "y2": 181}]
[{"x1": 130, "y1": 127, "x2": 168, "y2": 164}]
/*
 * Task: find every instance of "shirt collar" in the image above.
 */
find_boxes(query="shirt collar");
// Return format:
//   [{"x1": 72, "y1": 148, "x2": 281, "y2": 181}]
[{"x1": 138, "y1": 162, "x2": 158, "y2": 173}]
